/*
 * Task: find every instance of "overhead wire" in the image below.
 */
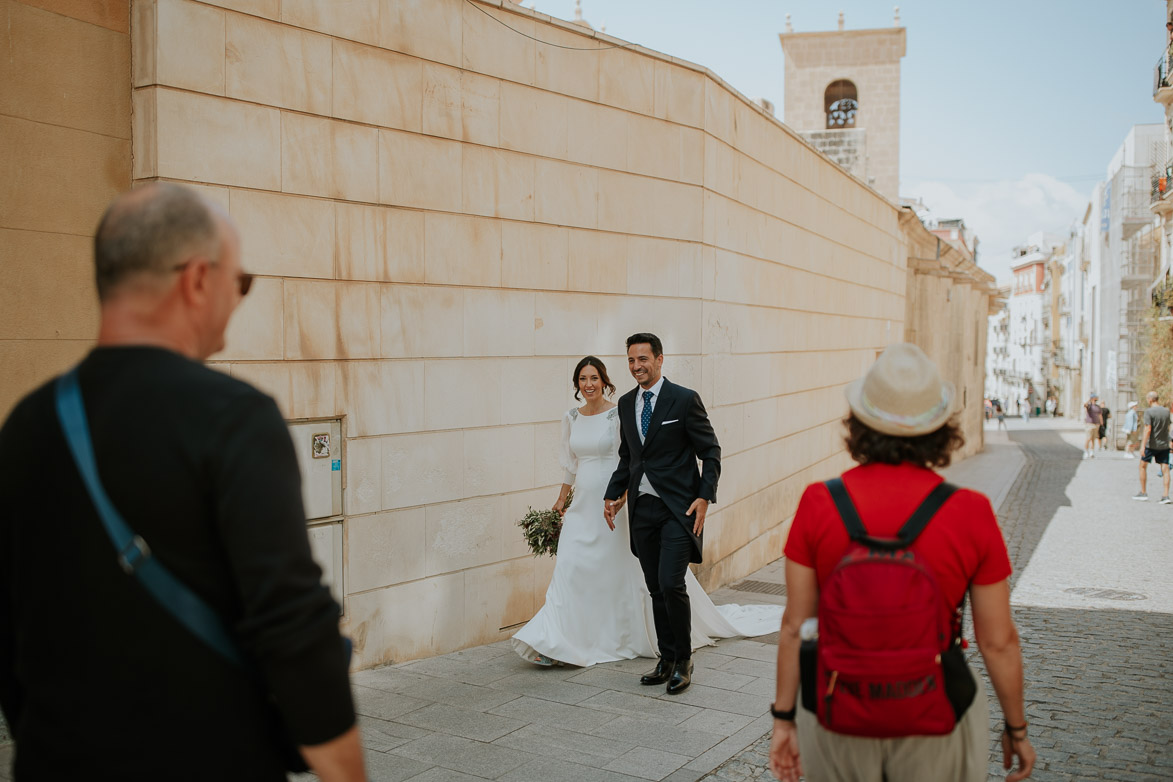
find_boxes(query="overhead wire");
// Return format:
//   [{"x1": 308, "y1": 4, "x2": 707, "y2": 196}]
[{"x1": 462, "y1": 0, "x2": 635, "y2": 51}]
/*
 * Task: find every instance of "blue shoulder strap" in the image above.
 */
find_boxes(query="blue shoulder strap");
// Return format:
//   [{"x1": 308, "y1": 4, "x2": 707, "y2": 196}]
[{"x1": 54, "y1": 369, "x2": 245, "y2": 666}]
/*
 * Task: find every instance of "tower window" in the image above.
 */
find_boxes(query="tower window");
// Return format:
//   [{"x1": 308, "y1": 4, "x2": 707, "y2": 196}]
[{"x1": 825, "y1": 79, "x2": 858, "y2": 128}]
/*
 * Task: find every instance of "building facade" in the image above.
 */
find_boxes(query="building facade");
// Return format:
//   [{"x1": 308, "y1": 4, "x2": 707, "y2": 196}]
[
  {"x1": 1151, "y1": 1, "x2": 1173, "y2": 296},
  {"x1": 779, "y1": 12, "x2": 905, "y2": 200},
  {"x1": 1094, "y1": 126, "x2": 1163, "y2": 430},
  {"x1": 900, "y1": 209, "x2": 997, "y2": 456},
  {"x1": 1053, "y1": 229, "x2": 1086, "y2": 418},
  {"x1": 986, "y1": 286, "x2": 1012, "y2": 408},
  {"x1": 1148, "y1": 1, "x2": 1173, "y2": 402},
  {"x1": 986, "y1": 233, "x2": 1077, "y2": 416},
  {"x1": 988, "y1": 125, "x2": 1164, "y2": 434},
  {"x1": 1008, "y1": 235, "x2": 1059, "y2": 414}
]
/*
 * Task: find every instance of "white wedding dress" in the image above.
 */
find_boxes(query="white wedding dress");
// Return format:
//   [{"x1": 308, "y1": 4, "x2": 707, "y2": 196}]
[{"x1": 512, "y1": 406, "x2": 783, "y2": 667}]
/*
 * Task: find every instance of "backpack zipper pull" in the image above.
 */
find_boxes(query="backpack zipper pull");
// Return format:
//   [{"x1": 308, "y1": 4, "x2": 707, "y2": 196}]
[{"x1": 824, "y1": 670, "x2": 838, "y2": 727}]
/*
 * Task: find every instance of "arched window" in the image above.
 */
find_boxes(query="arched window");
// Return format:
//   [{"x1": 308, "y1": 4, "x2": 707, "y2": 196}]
[{"x1": 824, "y1": 80, "x2": 858, "y2": 128}]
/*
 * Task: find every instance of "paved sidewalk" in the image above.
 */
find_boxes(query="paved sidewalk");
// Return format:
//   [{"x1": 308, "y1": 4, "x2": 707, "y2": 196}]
[{"x1": 320, "y1": 427, "x2": 1029, "y2": 782}]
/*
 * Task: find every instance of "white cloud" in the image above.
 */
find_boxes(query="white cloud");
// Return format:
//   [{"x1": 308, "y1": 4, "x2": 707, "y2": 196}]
[{"x1": 904, "y1": 174, "x2": 1091, "y2": 285}]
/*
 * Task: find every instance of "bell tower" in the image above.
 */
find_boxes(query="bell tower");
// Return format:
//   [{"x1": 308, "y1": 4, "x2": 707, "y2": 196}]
[{"x1": 779, "y1": 9, "x2": 906, "y2": 200}]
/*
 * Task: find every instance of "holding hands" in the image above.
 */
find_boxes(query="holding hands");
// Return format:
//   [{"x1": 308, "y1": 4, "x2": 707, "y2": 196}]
[
  {"x1": 604, "y1": 496, "x2": 705, "y2": 533},
  {"x1": 602, "y1": 495, "x2": 625, "y2": 531}
]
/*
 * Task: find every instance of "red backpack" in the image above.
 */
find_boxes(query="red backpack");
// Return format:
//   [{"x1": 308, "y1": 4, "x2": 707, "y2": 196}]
[{"x1": 806, "y1": 477, "x2": 976, "y2": 737}]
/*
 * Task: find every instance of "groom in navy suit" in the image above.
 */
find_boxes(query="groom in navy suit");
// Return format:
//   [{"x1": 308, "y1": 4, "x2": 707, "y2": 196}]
[{"x1": 604, "y1": 333, "x2": 721, "y2": 694}]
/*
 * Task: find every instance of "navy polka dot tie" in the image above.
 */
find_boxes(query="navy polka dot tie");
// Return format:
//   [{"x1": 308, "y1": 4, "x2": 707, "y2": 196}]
[{"x1": 641, "y1": 390, "x2": 654, "y2": 437}]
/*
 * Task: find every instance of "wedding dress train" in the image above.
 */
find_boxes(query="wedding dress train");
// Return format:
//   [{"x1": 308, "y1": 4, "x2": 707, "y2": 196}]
[{"x1": 512, "y1": 406, "x2": 782, "y2": 667}]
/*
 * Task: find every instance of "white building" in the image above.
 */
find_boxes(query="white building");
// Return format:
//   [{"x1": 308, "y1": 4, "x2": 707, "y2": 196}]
[
  {"x1": 988, "y1": 235, "x2": 1063, "y2": 415},
  {"x1": 985, "y1": 286, "x2": 1012, "y2": 407},
  {"x1": 1087, "y1": 125, "x2": 1163, "y2": 430},
  {"x1": 1053, "y1": 226, "x2": 1087, "y2": 417},
  {"x1": 988, "y1": 127, "x2": 1163, "y2": 426},
  {"x1": 1006, "y1": 234, "x2": 1063, "y2": 414}
]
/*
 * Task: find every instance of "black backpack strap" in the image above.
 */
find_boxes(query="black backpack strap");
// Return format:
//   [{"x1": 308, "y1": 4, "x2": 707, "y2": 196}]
[
  {"x1": 897, "y1": 481, "x2": 958, "y2": 546},
  {"x1": 824, "y1": 477, "x2": 868, "y2": 540}
]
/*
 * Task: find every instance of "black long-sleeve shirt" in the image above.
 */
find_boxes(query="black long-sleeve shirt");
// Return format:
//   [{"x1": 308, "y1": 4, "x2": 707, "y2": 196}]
[{"x1": 0, "y1": 347, "x2": 355, "y2": 780}]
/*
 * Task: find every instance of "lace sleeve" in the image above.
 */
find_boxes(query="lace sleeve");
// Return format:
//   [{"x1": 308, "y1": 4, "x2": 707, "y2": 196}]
[
  {"x1": 606, "y1": 407, "x2": 621, "y2": 458},
  {"x1": 559, "y1": 409, "x2": 578, "y2": 486}
]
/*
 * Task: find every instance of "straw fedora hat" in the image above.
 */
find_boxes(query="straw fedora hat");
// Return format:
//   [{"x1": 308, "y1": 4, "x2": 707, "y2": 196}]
[{"x1": 845, "y1": 343, "x2": 955, "y2": 437}]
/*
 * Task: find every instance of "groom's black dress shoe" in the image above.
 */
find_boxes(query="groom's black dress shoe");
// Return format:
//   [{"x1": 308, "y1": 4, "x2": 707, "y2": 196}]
[
  {"x1": 666, "y1": 659, "x2": 693, "y2": 694},
  {"x1": 640, "y1": 658, "x2": 674, "y2": 685}
]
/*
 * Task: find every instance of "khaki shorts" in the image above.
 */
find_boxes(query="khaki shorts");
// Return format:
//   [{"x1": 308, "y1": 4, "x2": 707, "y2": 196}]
[
  {"x1": 796, "y1": 672, "x2": 990, "y2": 782},
  {"x1": 1126, "y1": 430, "x2": 1139, "y2": 445},
  {"x1": 1086, "y1": 424, "x2": 1100, "y2": 440}
]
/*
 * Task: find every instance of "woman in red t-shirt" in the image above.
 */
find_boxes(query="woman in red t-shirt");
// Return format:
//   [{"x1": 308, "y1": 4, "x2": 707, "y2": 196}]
[{"x1": 767, "y1": 344, "x2": 1035, "y2": 782}]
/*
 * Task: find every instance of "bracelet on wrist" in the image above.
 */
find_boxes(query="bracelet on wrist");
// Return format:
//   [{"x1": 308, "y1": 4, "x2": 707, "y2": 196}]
[
  {"x1": 1004, "y1": 719, "x2": 1028, "y2": 737},
  {"x1": 770, "y1": 703, "x2": 796, "y2": 722}
]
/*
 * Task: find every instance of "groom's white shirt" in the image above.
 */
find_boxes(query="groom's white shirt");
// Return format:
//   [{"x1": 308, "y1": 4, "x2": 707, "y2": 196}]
[{"x1": 635, "y1": 376, "x2": 665, "y2": 498}]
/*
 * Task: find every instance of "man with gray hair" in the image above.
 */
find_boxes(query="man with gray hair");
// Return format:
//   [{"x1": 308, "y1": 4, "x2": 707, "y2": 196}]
[
  {"x1": 1134, "y1": 391, "x2": 1171, "y2": 504},
  {"x1": 0, "y1": 183, "x2": 365, "y2": 780}
]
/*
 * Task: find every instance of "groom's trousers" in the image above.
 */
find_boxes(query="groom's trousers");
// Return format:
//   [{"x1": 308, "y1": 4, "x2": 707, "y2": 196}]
[{"x1": 630, "y1": 494, "x2": 692, "y2": 661}]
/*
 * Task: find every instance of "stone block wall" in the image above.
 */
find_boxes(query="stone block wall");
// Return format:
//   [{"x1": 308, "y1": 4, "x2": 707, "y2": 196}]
[
  {"x1": 801, "y1": 128, "x2": 868, "y2": 183},
  {"x1": 3, "y1": 0, "x2": 934, "y2": 668},
  {"x1": 900, "y1": 210, "x2": 995, "y2": 459},
  {"x1": 138, "y1": 0, "x2": 909, "y2": 668},
  {"x1": 0, "y1": 0, "x2": 131, "y2": 416}
]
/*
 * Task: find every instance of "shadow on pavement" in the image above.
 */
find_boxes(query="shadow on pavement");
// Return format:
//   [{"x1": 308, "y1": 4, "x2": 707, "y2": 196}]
[{"x1": 999, "y1": 427, "x2": 1084, "y2": 581}]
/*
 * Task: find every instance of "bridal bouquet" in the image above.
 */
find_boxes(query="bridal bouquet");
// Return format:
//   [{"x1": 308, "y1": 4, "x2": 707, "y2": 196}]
[{"x1": 518, "y1": 490, "x2": 572, "y2": 557}]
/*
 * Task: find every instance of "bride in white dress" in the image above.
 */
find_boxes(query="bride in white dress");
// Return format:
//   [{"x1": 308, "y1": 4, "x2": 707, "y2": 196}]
[{"x1": 512, "y1": 357, "x2": 782, "y2": 667}]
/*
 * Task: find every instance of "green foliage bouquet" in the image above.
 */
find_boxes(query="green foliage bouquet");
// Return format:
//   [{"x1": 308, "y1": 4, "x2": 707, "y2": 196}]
[{"x1": 518, "y1": 490, "x2": 572, "y2": 557}]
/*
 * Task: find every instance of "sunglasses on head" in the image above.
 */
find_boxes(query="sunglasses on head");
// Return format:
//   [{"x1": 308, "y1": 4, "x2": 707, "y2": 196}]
[{"x1": 171, "y1": 259, "x2": 254, "y2": 296}]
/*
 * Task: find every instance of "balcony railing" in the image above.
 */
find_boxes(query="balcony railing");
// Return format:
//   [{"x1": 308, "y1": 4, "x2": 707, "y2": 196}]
[
  {"x1": 1155, "y1": 52, "x2": 1172, "y2": 97},
  {"x1": 1149, "y1": 164, "x2": 1168, "y2": 205},
  {"x1": 1151, "y1": 161, "x2": 1173, "y2": 204}
]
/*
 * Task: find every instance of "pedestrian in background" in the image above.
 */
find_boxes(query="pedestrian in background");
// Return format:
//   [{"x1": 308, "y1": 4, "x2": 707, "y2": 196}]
[
  {"x1": 1083, "y1": 394, "x2": 1102, "y2": 459},
  {"x1": 1134, "y1": 391, "x2": 1172, "y2": 504},
  {"x1": 1123, "y1": 401, "x2": 1140, "y2": 459},
  {"x1": 1098, "y1": 405, "x2": 1111, "y2": 453},
  {"x1": 768, "y1": 344, "x2": 1034, "y2": 782},
  {"x1": 995, "y1": 402, "x2": 1006, "y2": 431},
  {"x1": 0, "y1": 184, "x2": 364, "y2": 780}
]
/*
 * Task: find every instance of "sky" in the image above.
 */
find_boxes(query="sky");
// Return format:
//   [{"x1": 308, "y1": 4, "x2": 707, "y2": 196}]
[{"x1": 525, "y1": 1, "x2": 1163, "y2": 282}]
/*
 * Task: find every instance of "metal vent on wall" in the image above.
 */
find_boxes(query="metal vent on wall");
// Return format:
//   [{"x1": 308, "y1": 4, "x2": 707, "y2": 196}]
[
  {"x1": 731, "y1": 580, "x2": 787, "y2": 597},
  {"x1": 1064, "y1": 587, "x2": 1147, "y2": 601}
]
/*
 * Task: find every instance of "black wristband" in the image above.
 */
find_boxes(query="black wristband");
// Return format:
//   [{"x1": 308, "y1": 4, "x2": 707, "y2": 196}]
[
  {"x1": 770, "y1": 703, "x2": 796, "y2": 721},
  {"x1": 1004, "y1": 719, "x2": 1028, "y2": 735}
]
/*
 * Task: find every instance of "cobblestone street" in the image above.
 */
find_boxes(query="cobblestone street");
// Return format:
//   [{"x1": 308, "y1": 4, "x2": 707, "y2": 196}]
[{"x1": 702, "y1": 419, "x2": 1173, "y2": 782}]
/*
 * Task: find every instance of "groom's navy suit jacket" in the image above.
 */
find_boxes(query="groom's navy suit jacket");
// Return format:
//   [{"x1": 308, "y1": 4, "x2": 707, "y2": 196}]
[{"x1": 605, "y1": 378, "x2": 721, "y2": 564}]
